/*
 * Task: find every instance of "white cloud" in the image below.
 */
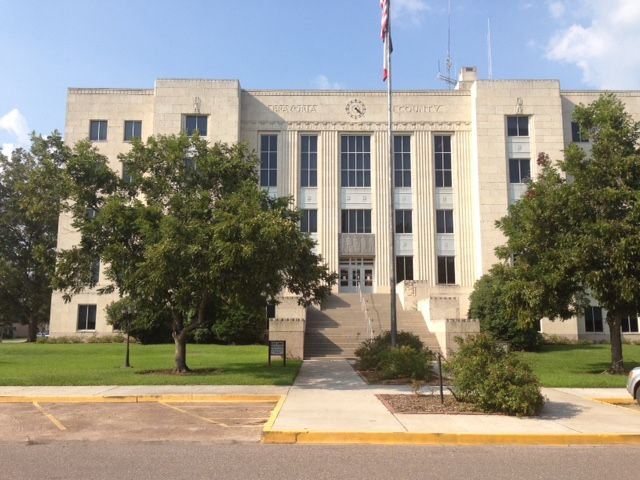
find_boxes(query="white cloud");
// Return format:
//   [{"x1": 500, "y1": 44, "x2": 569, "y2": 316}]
[
  {"x1": 548, "y1": 1, "x2": 565, "y2": 19},
  {"x1": 0, "y1": 109, "x2": 30, "y2": 156},
  {"x1": 546, "y1": 0, "x2": 640, "y2": 89},
  {"x1": 312, "y1": 74, "x2": 343, "y2": 90},
  {"x1": 392, "y1": 0, "x2": 430, "y2": 26}
]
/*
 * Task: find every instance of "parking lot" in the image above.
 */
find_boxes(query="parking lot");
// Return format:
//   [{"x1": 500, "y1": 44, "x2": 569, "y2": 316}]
[{"x1": 0, "y1": 400, "x2": 277, "y2": 444}]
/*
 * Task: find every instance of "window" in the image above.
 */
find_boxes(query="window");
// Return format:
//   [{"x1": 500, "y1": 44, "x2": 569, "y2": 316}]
[
  {"x1": 300, "y1": 209, "x2": 317, "y2": 233},
  {"x1": 89, "y1": 120, "x2": 107, "y2": 141},
  {"x1": 86, "y1": 207, "x2": 97, "y2": 219},
  {"x1": 394, "y1": 135, "x2": 411, "y2": 187},
  {"x1": 509, "y1": 158, "x2": 531, "y2": 183},
  {"x1": 341, "y1": 135, "x2": 371, "y2": 187},
  {"x1": 434, "y1": 135, "x2": 452, "y2": 188},
  {"x1": 437, "y1": 256, "x2": 456, "y2": 285},
  {"x1": 341, "y1": 209, "x2": 372, "y2": 233},
  {"x1": 124, "y1": 120, "x2": 142, "y2": 141},
  {"x1": 395, "y1": 209, "x2": 412, "y2": 234},
  {"x1": 300, "y1": 135, "x2": 318, "y2": 187},
  {"x1": 266, "y1": 302, "x2": 276, "y2": 319},
  {"x1": 507, "y1": 116, "x2": 529, "y2": 137},
  {"x1": 90, "y1": 258, "x2": 100, "y2": 284},
  {"x1": 396, "y1": 256, "x2": 414, "y2": 282},
  {"x1": 122, "y1": 162, "x2": 132, "y2": 184},
  {"x1": 585, "y1": 306, "x2": 604, "y2": 333},
  {"x1": 436, "y1": 209, "x2": 454, "y2": 234},
  {"x1": 77, "y1": 305, "x2": 97, "y2": 330},
  {"x1": 260, "y1": 134, "x2": 277, "y2": 187},
  {"x1": 622, "y1": 315, "x2": 639, "y2": 333},
  {"x1": 185, "y1": 115, "x2": 208, "y2": 136},
  {"x1": 571, "y1": 122, "x2": 589, "y2": 143}
]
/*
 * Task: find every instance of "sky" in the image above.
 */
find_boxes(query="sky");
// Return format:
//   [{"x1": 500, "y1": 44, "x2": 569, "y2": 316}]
[{"x1": 2, "y1": 0, "x2": 640, "y2": 155}]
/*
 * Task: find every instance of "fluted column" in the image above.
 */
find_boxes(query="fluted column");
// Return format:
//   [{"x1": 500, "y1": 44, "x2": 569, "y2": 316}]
[
  {"x1": 454, "y1": 130, "x2": 476, "y2": 287},
  {"x1": 318, "y1": 131, "x2": 339, "y2": 284},
  {"x1": 413, "y1": 131, "x2": 435, "y2": 283},
  {"x1": 373, "y1": 130, "x2": 391, "y2": 291}
]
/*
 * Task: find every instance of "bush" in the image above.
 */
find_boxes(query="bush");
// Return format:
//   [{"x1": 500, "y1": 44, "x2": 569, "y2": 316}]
[
  {"x1": 212, "y1": 306, "x2": 266, "y2": 344},
  {"x1": 355, "y1": 331, "x2": 425, "y2": 371},
  {"x1": 37, "y1": 334, "x2": 125, "y2": 344},
  {"x1": 379, "y1": 346, "x2": 434, "y2": 381},
  {"x1": 447, "y1": 334, "x2": 544, "y2": 416}
]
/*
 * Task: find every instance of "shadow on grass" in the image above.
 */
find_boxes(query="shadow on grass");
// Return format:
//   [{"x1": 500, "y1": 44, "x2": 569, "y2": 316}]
[
  {"x1": 135, "y1": 362, "x2": 302, "y2": 384},
  {"x1": 136, "y1": 368, "x2": 225, "y2": 376}
]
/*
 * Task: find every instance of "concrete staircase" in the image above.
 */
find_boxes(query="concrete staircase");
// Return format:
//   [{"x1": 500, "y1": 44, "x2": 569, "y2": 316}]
[{"x1": 304, "y1": 293, "x2": 440, "y2": 359}]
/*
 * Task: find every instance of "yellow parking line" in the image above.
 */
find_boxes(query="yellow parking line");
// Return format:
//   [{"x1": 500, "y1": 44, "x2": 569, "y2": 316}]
[
  {"x1": 32, "y1": 401, "x2": 66, "y2": 431},
  {"x1": 158, "y1": 401, "x2": 229, "y2": 427}
]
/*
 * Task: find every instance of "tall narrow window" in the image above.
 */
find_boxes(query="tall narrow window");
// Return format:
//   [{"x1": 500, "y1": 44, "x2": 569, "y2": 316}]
[
  {"x1": 395, "y1": 209, "x2": 412, "y2": 234},
  {"x1": 436, "y1": 209, "x2": 454, "y2": 234},
  {"x1": 122, "y1": 162, "x2": 132, "y2": 184},
  {"x1": 571, "y1": 122, "x2": 589, "y2": 143},
  {"x1": 396, "y1": 256, "x2": 414, "y2": 282},
  {"x1": 77, "y1": 305, "x2": 97, "y2": 330},
  {"x1": 185, "y1": 115, "x2": 208, "y2": 136},
  {"x1": 341, "y1": 135, "x2": 371, "y2": 187},
  {"x1": 260, "y1": 134, "x2": 278, "y2": 187},
  {"x1": 507, "y1": 116, "x2": 529, "y2": 137},
  {"x1": 434, "y1": 135, "x2": 452, "y2": 188},
  {"x1": 89, "y1": 120, "x2": 108, "y2": 141},
  {"x1": 300, "y1": 135, "x2": 318, "y2": 187},
  {"x1": 341, "y1": 209, "x2": 372, "y2": 233},
  {"x1": 90, "y1": 258, "x2": 100, "y2": 284},
  {"x1": 300, "y1": 209, "x2": 317, "y2": 233},
  {"x1": 123, "y1": 120, "x2": 142, "y2": 141},
  {"x1": 394, "y1": 135, "x2": 411, "y2": 187},
  {"x1": 437, "y1": 256, "x2": 455, "y2": 284},
  {"x1": 509, "y1": 159, "x2": 531, "y2": 183},
  {"x1": 585, "y1": 306, "x2": 603, "y2": 333}
]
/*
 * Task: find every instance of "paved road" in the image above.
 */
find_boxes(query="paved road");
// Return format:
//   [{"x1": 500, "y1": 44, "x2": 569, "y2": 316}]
[{"x1": 2, "y1": 443, "x2": 640, "y2": 480}]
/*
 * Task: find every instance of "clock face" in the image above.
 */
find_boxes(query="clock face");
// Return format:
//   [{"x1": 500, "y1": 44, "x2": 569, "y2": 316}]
[{"x1": 346, "y1": 99, "x2": 366, "y2": 119}]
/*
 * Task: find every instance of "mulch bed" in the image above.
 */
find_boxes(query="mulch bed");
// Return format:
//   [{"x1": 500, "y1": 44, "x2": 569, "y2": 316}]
[
  {"x1": 356, "y1": 369, "x2": 450, "y2": 386},
  {"x1": 377, "y1": 393, "x2": 485, "y2": 414}
]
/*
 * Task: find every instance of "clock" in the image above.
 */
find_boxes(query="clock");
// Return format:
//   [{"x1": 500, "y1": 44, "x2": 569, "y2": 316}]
[{"x1": 345, "y1": 99, "x2": 366, "y2": 119}]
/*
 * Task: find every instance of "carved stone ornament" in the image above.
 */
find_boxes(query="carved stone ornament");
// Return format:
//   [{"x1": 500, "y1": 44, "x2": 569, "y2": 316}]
[{"x1": 193, "y1": 96, "x2": 201, "y2": 113}]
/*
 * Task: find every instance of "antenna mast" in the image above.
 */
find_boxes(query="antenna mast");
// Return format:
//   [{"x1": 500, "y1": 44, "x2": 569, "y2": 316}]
[{"x1": 438, "y1": 0, "x2": 456, "y2": 88}]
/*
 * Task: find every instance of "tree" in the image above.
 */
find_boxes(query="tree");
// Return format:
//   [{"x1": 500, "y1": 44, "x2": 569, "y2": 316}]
[
  {"x1": 495, "y1": 93, "x2": 640, "y2": 373},
  {"x1": 55, "y1": 134, "x2": 336, "y2": 372},
  {"x1": 0, "y1": 133, "x2": 69, "y2": 341},
  {"x1": 468, "y1": 265, "x2": 541, "y2": 350}
]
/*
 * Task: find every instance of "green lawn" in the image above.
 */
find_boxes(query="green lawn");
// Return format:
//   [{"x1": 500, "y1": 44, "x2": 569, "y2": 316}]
[
  {"x1": 0, "y1": 343, "x2": 300, "y2": 386},
  {"x1": 519, "y1": 344, "x2": 640, "y2": 388}
]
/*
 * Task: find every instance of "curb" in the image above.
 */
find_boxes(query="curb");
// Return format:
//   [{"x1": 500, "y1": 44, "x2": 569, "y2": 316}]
[
  {"x1": 0, "y1": 394, "x2": 282, "y2": 404},
  {"x1": 261, "y1": 430, "x2": 640, "y2": 446}
]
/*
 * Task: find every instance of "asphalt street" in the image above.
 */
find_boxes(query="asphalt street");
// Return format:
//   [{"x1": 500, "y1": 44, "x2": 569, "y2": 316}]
[{"x1": 2, "y1": 443, "x2": 640, "y2": 480}]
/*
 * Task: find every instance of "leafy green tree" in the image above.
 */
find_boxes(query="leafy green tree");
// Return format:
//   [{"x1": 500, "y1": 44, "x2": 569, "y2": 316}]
[
  {"x1": 495, "y1": 93, "x2": 640, "y2": 373},
  {"x1": 0, "y1": 134, "x2": 69, "y2": 341},
  {"x1": 468, "y1": 265, "x2": 541, "y2": 350},
  {"x1": 55, "y1": 134, "x2": 336, "y2": 372}
]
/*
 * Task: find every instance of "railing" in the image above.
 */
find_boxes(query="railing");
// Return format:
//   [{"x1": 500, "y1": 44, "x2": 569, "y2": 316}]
[{"x1": 357, "y1": 280, "x2": 374, "y2": 340}]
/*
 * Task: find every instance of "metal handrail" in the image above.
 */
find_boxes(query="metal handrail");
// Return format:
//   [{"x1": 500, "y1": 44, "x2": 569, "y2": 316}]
[{"x1": 357, "y1": 280, "x2": 374, "y2": 339}]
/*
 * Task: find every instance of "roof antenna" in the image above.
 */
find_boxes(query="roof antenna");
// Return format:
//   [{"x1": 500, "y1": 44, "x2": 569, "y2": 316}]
[
  {"x1": 487, "y1": 18, "x2": 493, "y2": 80},
  {"x1": 437, "y1": 0, "x2": 456, "y2": 89}
]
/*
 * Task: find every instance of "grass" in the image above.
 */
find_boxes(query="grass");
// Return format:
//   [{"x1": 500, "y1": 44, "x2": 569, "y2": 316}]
[
  {"x1": 0, "y1": 343, "x2": 300, "y2": 386},
  {"x1": 519, "y1": 343, "x2": 640, "y2": 388}
]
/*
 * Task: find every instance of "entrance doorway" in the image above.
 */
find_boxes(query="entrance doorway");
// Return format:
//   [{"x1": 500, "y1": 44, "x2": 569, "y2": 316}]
[{"x1": 339, "y1": 258, "x2": 374, "y2": 293}]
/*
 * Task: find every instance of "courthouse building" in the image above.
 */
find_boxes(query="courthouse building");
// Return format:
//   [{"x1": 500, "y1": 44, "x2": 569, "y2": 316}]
[{"x1": 49, "y1": 67, "x2": 640, "y2": 350}]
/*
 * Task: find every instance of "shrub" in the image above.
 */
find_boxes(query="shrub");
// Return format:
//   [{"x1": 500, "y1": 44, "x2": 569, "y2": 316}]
[
  {"x1": 447, "y1": 334, "x2": 544, "y2": 416},
  {"x1": 378, "y1": 346, "x2": 434, "y2": 381},
  {"x1": 37, "y1": 334, "x2": 125, "y2": 344},
  {"x1": 355, "y1": 330, "x2": 424, "y2": 371},
  {"x1": 212, "y1": 306, "x2": 266, "y2": 344}
]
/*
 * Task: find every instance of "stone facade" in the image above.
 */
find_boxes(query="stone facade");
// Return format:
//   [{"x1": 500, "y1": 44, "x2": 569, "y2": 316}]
[{"x1": 49, "y1": 69, "x2": 640, "y2": 343}]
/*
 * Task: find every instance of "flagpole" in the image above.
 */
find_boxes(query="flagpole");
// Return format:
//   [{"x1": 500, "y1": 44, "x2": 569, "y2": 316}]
[{"x1": 386, "y1": 1, "x2": 398, "y2": 348}]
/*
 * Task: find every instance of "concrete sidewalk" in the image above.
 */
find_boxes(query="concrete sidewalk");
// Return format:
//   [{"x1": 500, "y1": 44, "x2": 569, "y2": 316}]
[{"x1": 263, "y1": 359, "x2": 640, "y2": 445}]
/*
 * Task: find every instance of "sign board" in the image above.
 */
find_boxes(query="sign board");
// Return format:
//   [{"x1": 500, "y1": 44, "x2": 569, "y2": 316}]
[{"x1": 268, "y1": 340, "x2": 286, "y2": 366}]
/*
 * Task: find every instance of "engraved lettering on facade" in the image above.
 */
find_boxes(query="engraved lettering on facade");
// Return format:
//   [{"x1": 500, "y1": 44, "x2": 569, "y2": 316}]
[
  {"x1": 394, "y1": 105, "x2": 443, "y2": 113},
  {"x1": 267, "y1": 104, "x2": 318, "y2": 113}
]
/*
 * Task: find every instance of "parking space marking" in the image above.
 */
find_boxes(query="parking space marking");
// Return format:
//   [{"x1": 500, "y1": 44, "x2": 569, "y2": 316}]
[
  {"x1": 32, "y1": 401, "x2": 66, "y2": 431},
  {"x1": 158, "y1": 402, "x2": 269, "y2": 428}
]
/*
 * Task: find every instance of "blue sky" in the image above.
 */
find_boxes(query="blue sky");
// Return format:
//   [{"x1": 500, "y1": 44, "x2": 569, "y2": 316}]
[{"x1": 2, "y1": 0, "x2": 639, "y2": 154}]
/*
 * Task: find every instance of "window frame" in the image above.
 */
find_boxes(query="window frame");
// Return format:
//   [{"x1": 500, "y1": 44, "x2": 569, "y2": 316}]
[
  {"x1": 341, "y1": 209, "x2": 372, "y2": 234},
  {"x1": 507, "y1": 116, "x2": 529, "y2": 137},
  {"x1": 300, "y1": 134, "x2": 318, "y2": 188},
  {"x1": 622, "y1": 314, "x2": 639, "y2": 333},
  {"x1": 340, "y1": 135, "x2": 371, "y2": 188},
  {"x1": 436, "y1": 209, "x2": 454, "y2": 234},
  {"x1": 89, "y1": 120, "x2": 108, "y2": 142},
  {"x1": 396, "y1": 256, "x2": 414, "y2": 282},
  {"x1": 123, "y1": 120, "x2": 142, "y2": 141},
  {"x1": 300, "y1": 209, "x2": 318, "y2": 234},
  {"x1": 259, "y1": 134, "x2": 278, "y2": 188},
  {"x1": 508, "y1": 158, "x2": 531, "y2": 184},
  {"x1": 77, "y1": 304, "x2": 97, "y2": 331},
  {"x1": 434, "y1": 134, "x2": 452, "y2": 188},
  {"x1": 437, "y1": 256, "x2": 456, "y2": 285},
  {"x1": 394, "y1": 135, "x2": 411, "y2": 188},
  {"x1": 184, "y1": 115, "x2": 208, "y2": 136},
  {"x1": 571, "y1": 121, "x2": 589, "y2": 143},
  {"x1": 395, "y1": 209, "x2": 412, "y2": 234},
  {"x1": 584, "y1": 306, "x2": 604, "y2": 333}
]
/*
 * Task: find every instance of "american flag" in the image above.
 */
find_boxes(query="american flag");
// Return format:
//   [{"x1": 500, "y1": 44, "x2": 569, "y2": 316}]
[{"x1": 381, "y1": 0, "x2": 392, "y2": 81}]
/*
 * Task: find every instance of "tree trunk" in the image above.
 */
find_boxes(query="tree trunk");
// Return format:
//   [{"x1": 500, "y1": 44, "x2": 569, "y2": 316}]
[
  {"x1": 27, "y1": 318, "x2": 38, "y2": 343},
  {"x1": 607, "y1": 312, "x2": 624, "y2": 374},
  {"x1": 173, "y1": 331, "x2": 190, "y2": 373}
]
